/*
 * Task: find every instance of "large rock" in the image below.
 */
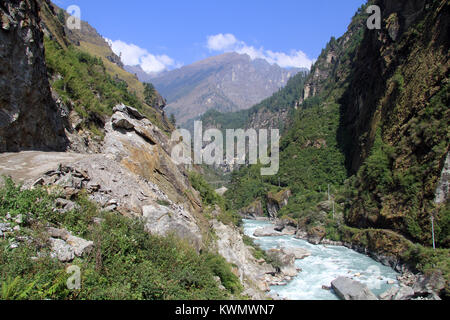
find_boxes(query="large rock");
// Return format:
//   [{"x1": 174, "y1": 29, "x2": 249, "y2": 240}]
[
  {"x1": 0, "y1": 0, "x2": 67, "y2": 152},
  {"x1": 266, "y1": 249, "x2": 299, "y2": 277},
  {"x1": 281, "y1": 247, "x2": 311, "y2": 260},
  {"x1": 253, "y1": 226, "x2": 282, "y2": 237},
  {"x1": 331, "y1": 277, "x2": 378, "y2": 300},
  {"x1": 238, "y1": 200, "x2": 264, "y2": 218},
  {"x1": 142, "y1": 204, "x2": 202, "y2": 251},
  {"x1": 412, "y1": 271, "x2": 446, "y2": 296},
  {"x1": 379, "y1": 287, "x2": 400, "y2": 300},
  {"x1": 47, "y1": 227, "x2": 93, "y2": 258},
  {"x1": 215, "y1": 187, "x2": 228, "y2": 196},
  {"x1": 49, "y1": 238, "x2": 75, "y2": 262},
  {"x1": 212, "y1": 220, "x2": 275, "y2": 300}
]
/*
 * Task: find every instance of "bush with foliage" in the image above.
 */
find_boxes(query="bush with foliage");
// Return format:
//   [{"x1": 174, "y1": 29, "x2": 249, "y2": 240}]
[{"x1": 0, "y1": 178, "x2": 242, "y2": 300}]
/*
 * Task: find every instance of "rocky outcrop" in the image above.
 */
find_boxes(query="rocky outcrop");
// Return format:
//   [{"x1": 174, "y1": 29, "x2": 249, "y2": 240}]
[
  {"x1": 331, "y1": 277, "x2": 378, "y2": 300},
  {"x1": 211, "y1": 220, "x2": 275, "y2": 299},
  {"x1": 238, "y1": 200, "x2": 264, "y2": 219},
  {"x1": 266, "y1": 190, "x2": 291, "y2": 219},
  {"x1": 295, "y1": 226, "x2": 327, "y2": 245},
  {"x1": 0, "y1": 0, "x2": 67, "y2": 152},
  {"x1": 25, "y1": 104, "x2": 205, "y2": 251}
]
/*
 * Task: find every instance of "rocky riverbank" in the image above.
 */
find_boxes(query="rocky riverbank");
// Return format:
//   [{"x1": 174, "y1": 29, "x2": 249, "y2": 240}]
[{"x1": 249, "y1": 218, "x2": 444, "y2": 300}]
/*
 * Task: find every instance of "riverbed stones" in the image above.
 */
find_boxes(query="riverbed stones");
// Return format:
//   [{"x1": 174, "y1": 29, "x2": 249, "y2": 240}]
[{"x1": 331, "y1": 277, "x2": 378, "y2": 300}]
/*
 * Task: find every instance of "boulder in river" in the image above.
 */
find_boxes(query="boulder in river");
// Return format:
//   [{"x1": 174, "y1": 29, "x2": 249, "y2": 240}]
[
  {"x1": 331, "y1": 277, "x2": 378, "y2": 300},
  {"x1": 266, "y1": 249, "x2": 299, "y2": 277},
  {"x1": 281, "y1": 247, "x2": 311, "y2": 260},
  {"x1": 253, "y1": 226, "x2": 282, "y2": 237}
]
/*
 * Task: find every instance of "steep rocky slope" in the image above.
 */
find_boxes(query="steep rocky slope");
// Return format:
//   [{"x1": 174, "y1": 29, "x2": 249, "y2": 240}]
[
  {"x1": 150, "y1": 52, "x2": 302, "y2": 126},
  {"x1": 37, "y1": 0, "x2": 171, "y2": 139},
  {"x1": 0, "y1": 0, "x2": 277, "y2": 300},
  {"x1": 340, "y1": 0, "x2": 449, "y2": 246},
  {"x1": 0, "y1": 0, "x2": 67, "y2": 152}
]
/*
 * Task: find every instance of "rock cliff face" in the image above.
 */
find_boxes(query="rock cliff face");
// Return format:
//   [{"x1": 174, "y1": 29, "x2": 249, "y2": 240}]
[
  {"x1": 0, "y1": 0, "x2": 67, "y2": 152},
  {"x1": 341, "y1": 0, "x2": 449, "y2": 244}
]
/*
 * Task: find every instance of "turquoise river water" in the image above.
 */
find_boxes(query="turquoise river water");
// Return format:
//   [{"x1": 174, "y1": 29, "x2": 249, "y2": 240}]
[{"x1": 243, "y1": 219, "x2": 400, "y2": 300}]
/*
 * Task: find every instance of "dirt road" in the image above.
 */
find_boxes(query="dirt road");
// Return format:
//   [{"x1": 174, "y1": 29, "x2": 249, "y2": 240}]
[{"x1": 0, "y1": 151, "x2": 89, "y2": 183}]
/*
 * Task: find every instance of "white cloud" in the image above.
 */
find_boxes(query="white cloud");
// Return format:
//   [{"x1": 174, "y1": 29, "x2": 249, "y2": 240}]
[
  {"x1": 206, "y1": 33, "x2": 313, "y2": 69},
  {"x1": 207, "y1": 33, "x2": 238, "y2": 51},
  {"x1": 105, "y1": 38, "x2": 181, "y2": 74}
]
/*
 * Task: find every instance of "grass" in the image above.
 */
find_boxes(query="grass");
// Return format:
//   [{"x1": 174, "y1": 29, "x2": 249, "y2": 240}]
[{"x1": 0, "y1": 177, "x2": 243, "y2": 300}]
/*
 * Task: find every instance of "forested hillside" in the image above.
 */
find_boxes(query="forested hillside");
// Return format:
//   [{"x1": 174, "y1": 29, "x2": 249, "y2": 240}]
[{"x1": 225, "y1": 0, "x2": 449, "y2": 296}]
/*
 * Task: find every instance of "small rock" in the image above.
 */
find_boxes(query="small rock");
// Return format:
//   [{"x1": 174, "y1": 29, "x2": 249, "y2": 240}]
[
  {"x1": 93, "y1": 217, "x2": 105, "y2": 225},
  {"x1": 10, "y1": 242, "x2": 19, "y2": 249},
  {"x1": 32, "y1": 178, "x2": 44, "y2": 187},
  {"x1": 13, "y1": 225, "x2": 20, "y2": 232},
  {"x1": 393, "y1": 285, "x2": 415, "y2": 300},
  {"x1": 387, "y1": 279, "x2": 395, "y2": 285},
  {"x1": 108, "y1": 199, "x2": 119, "y2": 205},
  {"x1": 0, "y1": 222, "x2": 11, "y2": 232},
  {"x1": 253, "y1": 227, "x2": 282, "y2": 237},
  {"x1": 14, "y1": 214, "x2": 23, "y2": 224},
  {"x1": 379, "y1": 287, "x2": 399, "y2": 300},
  {"x1": 104, "y1": 204, "x2": 117, "y2": 212}
]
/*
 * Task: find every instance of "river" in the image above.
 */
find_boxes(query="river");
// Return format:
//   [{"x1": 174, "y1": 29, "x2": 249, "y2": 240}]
[{"x1": 243, "y1": 219, "x2": 400, "y2": 300}]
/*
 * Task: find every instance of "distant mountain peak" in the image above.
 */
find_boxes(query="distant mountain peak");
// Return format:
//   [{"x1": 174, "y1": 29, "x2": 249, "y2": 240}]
[{"x1": 132, "y1": 52, "x2": 303, "y2": 126}]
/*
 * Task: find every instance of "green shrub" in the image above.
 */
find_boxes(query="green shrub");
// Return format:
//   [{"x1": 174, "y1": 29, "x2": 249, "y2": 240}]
[{"x1": 0, "y1": 180, "x2": 239, "y2": 300}]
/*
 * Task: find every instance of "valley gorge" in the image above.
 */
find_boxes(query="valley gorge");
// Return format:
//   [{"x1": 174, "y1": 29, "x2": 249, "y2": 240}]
[{"x1": 0, "y1": 0, "x2": 448, "y2": 303}]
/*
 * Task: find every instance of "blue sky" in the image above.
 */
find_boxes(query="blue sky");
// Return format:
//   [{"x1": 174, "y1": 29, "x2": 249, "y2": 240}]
[{"x1": 54, "y1": 0, "x2": 366, "y2": 73}]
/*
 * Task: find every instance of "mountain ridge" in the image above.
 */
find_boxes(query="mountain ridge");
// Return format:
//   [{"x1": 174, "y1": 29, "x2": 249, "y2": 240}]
[{"x1": 144, "y1": 52, "x2": 304, "y2": 126}]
